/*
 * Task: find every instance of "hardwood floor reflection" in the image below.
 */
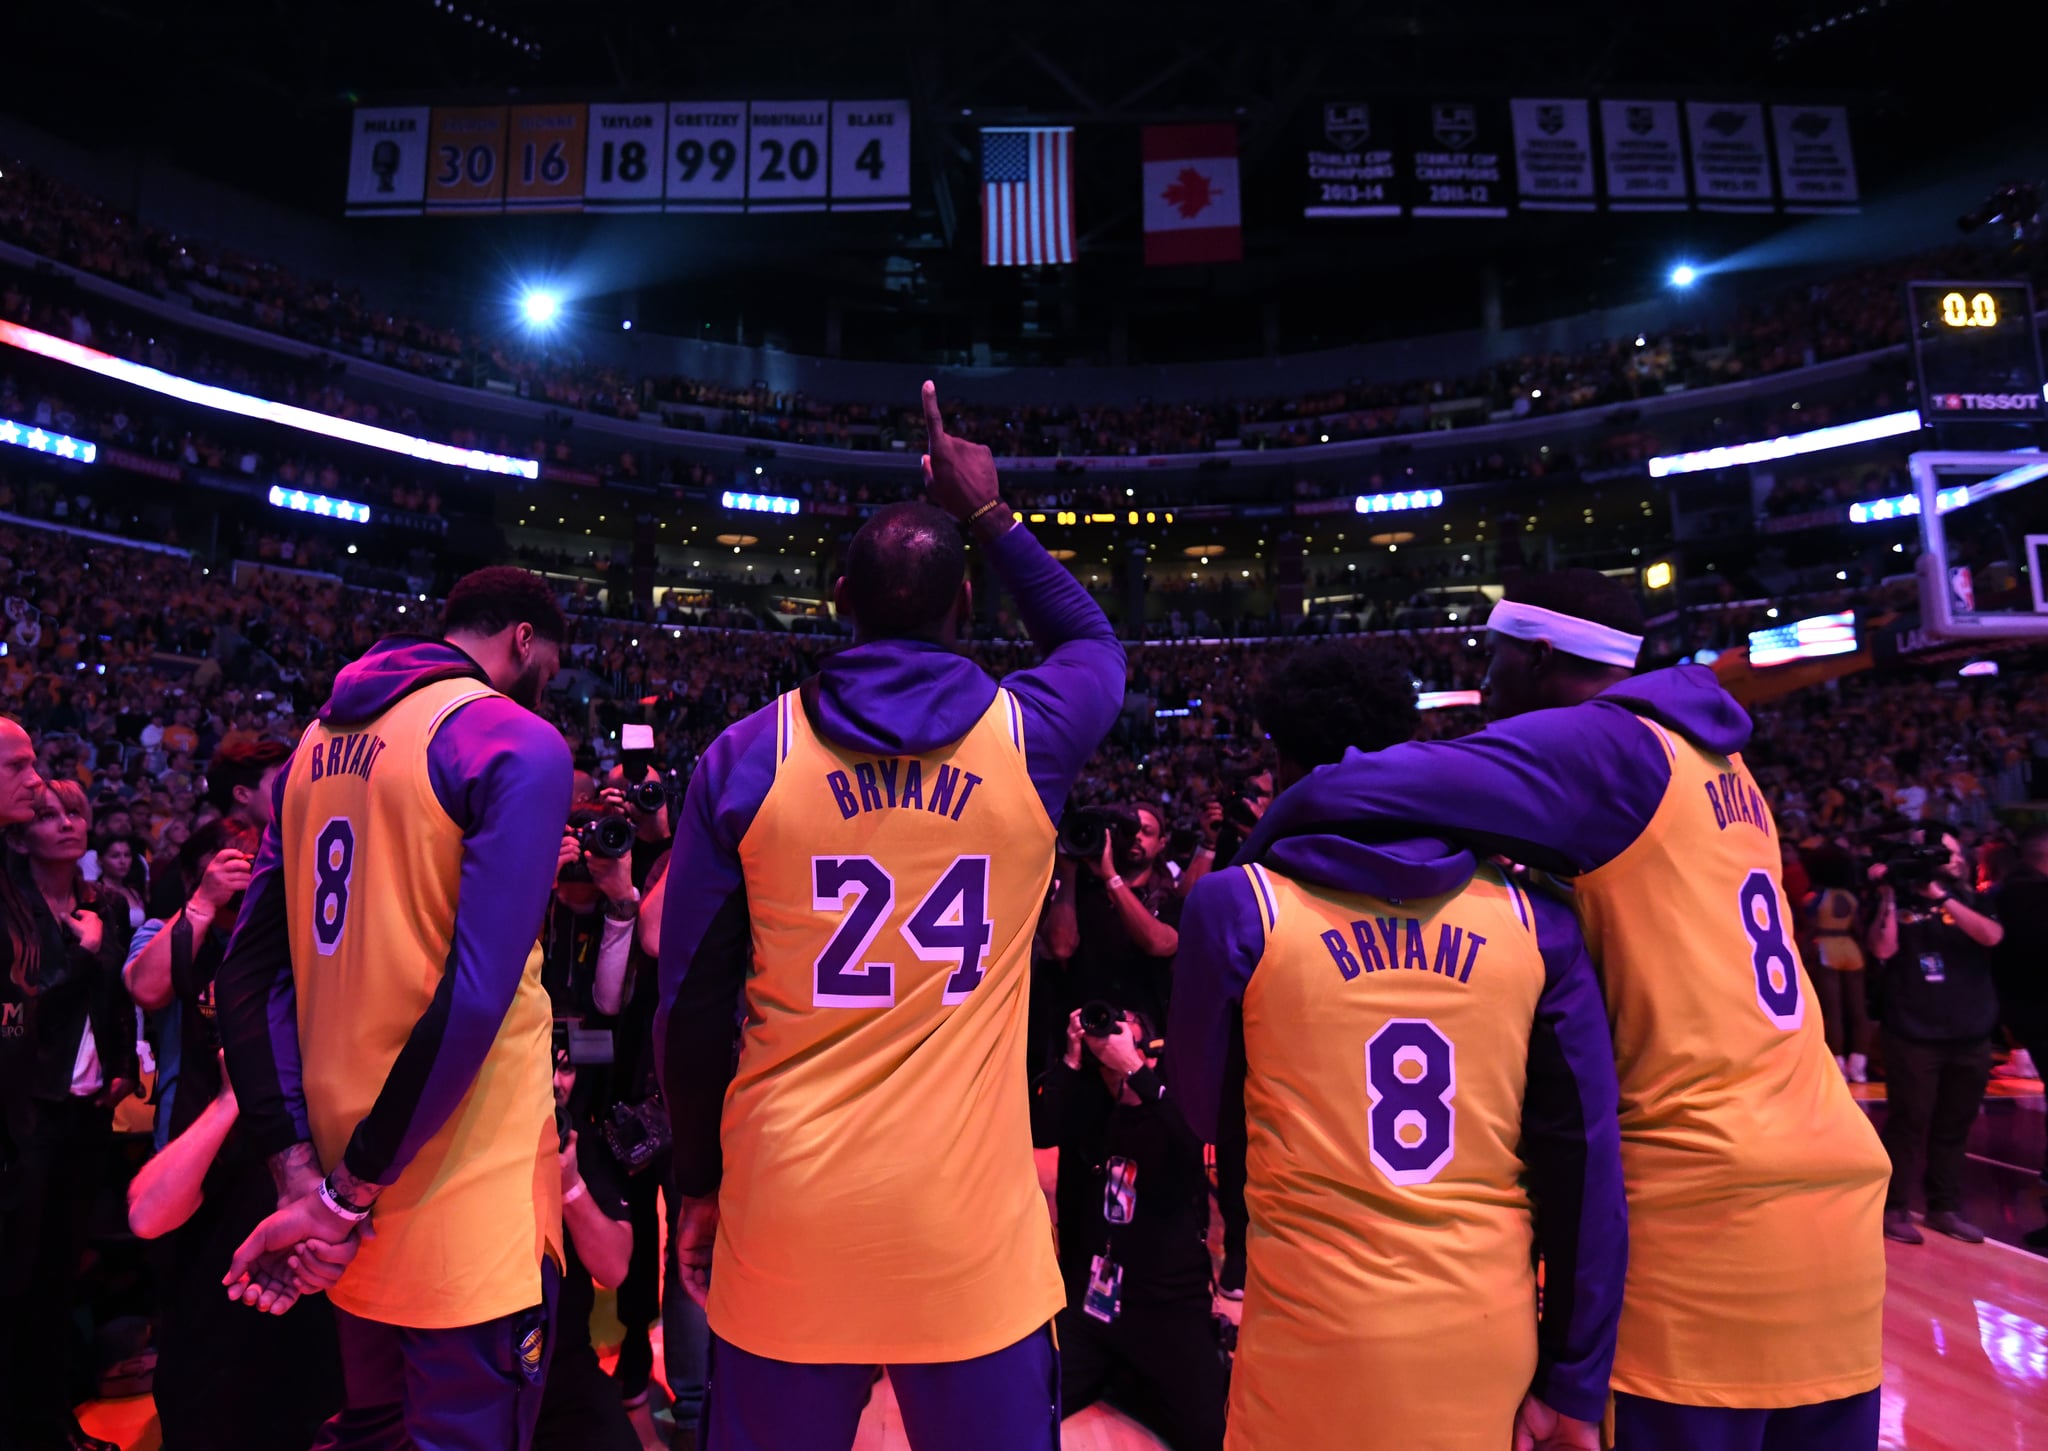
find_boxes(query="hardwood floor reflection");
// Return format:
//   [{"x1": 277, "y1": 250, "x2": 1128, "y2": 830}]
[{"x1": 1880, "y1": 1231, "x2": 2048, "y2": 1451}]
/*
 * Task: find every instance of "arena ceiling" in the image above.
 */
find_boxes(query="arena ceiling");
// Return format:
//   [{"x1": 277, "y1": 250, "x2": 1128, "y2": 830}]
[{"x1": 7, "y1": 0, "x2": 2038, "y2": 364}]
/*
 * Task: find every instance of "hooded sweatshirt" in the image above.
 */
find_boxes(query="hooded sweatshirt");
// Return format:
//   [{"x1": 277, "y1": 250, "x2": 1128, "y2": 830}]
[
  {"x1": 218, "y1": 638, "x2": 571, "y2": 1185},
  {"x1": 657, "y1": 522, "x2": 1124, "y2": 1197},
  {"x1": 1169, "y1": 829, "x2": 1625, "y2": 1423}
]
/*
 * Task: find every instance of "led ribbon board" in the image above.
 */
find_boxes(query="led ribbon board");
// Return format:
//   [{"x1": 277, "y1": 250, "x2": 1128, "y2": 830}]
[
  {"x1": 0, "y1": 321, "x2": 539, "y2": 479},
  {"x1": 0, "y1": 416, "x2": 95, "y2": 463},
  {"x1": 1647, "y1": 410, "x2": 1922, "y2": 478}
]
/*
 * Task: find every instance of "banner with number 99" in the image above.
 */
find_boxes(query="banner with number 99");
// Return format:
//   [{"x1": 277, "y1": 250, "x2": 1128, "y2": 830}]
[{"x1": 666, "y1": 102, "x2": 749, "y2": 213}]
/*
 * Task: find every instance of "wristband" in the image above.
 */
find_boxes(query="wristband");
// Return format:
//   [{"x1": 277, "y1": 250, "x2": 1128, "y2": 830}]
[
  {"x1": 561, "y1": 1181, "x2": 587, "y2": 1207},
  {"x1": 965, "y1": 498, "x2": 1006, "y2": 524},
  {"x1": 319, "y1": 1174, "x2": 372, "y2": 1224},
  {"x1": 1108, "y1": 874, "x2": 1126, "y2": 892}
]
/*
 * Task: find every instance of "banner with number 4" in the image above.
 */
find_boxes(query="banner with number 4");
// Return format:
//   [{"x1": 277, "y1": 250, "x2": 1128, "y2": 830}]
[{"x1": 830, "y1": 100, "x2": 911, "y2": 210}]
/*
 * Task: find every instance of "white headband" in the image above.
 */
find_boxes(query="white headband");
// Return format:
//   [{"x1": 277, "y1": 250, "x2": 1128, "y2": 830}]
[{"x1": 1487, "y1": 600, "x2": 1643, "y2": 668}]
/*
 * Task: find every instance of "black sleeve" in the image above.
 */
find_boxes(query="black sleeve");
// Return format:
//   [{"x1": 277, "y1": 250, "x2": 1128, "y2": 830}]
[
  {"x1": 1124, "y1": 1065, "x2": 1206, "y2": 1169},
  {"x1": 663, "y1": 885, "x2": 750, "y2": 1197},
  {"x1": 575, "y1": 1123, "x2": 632, "y2": 1224},
  {"x1": 1031, "y1": 1060, "x2": 1087, "y2": 1149}
]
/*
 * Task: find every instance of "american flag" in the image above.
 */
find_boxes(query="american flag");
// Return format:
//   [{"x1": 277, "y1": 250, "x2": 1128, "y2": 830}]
[{"x1": 981, "y1": 127, "x2": 1075, "y2": 267}]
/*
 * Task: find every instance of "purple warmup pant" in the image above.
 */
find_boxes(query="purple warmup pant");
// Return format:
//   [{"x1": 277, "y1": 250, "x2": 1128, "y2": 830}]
[
  {"x1": 705, "y1": 1325, "x2": 1060, "y2": 1451},
  {"x1": 1613, "y1": 1388, "x2": 1880, "y2": 1451},
  {"x1": 315, "y1": 1260, "x2": 561, "y2": 1451}
]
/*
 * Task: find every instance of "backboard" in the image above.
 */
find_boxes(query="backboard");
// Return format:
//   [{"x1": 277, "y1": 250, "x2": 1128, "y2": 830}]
[{"x1": 1911, "y1": 449, "x2": 2048, "y2": 638}]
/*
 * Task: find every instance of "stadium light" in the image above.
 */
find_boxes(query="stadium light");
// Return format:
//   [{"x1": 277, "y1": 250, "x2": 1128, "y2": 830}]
[
  {"x1": 1353, "y1": 488, "x2": 1444, "y2": 514},
  {"x1": 721, "y1": 490, "x2": 800, "y2": 516},
  {"x1": 521, "y1": 290, "x2": 561, "y2": 327},
  {"x1": 0, "y1": 416, "x2": 95, "y2": 464},
  {"x1": 269, "y1": 484, "x2": 373, "y2": 525},
  {"x1": 1647, "y1": 410, "x2": 1922, "y2": 478},
  {"x1": 0, "y1": 320, "x2": 538, "y2": 478},
  {"x1": 1846, "y1": 486, "x2": 1968, "y2": 523},
  {"x1": 1669, "y1": 264, "x2": 1698, "y2": 288},
  {"x1": 1643, "y1": 561, "x2": 1674, "y2": 591}
]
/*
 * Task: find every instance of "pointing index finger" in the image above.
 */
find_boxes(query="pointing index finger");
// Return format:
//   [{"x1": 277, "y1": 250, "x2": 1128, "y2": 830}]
[{"x1": 921, "y1": 380, "x2": 946, "y2": 444}]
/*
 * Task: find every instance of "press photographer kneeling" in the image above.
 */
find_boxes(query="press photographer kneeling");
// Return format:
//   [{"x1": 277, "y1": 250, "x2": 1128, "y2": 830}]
[{"x1": 1031, "y1": 1002, "x2": 1226, "y2": 1451}]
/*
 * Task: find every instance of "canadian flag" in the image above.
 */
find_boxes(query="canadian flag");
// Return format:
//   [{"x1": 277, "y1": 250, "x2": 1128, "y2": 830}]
[{"x1": 1142, "y1": 123, "x2": 1242, "y2": 266}]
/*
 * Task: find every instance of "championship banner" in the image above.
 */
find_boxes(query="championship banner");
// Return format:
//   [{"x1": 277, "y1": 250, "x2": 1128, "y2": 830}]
[
  {"x1": 828, "y1": 100, "x2": 912, "y2": 210},
  {"x1": 344, "y1": 106, "x2": 430, "y2": 216},
  {"x1": 1771, "y1": 105, "x2": 1859, "y2": 213},
  {"x1": 1142, "y1": 123, "x2": 1242, "y2": 264},
  {"x1": 1685, "y1": 102, "x2": 1773, "y2": 213},
  {"x1": 1404, "y1": 100, "x2": 1509, "y2": 218},
  {"x1": 584, "y1": 103, "x2": 667, "y2": 212},
  {"x1": 1598, "y1": 99, "x2": 1687, "y2": 211},
  {"x1": 665, "y1": 102, "x2": 748, "y2": 213},
  {"x1": 1304, "y1": 101, "x2": 1399, "y2": 218},
  {"x1": 746, "y1": 101, "x2": 830, "y2": 212},
  {"x1": 425, "y1": 106, "x2": 509, "y2": 213},
  {"x1": 1509, "y1": 99, "x2": 1594, "y2": 212},
  {"x1": 505, "y1": 104, "x2": 588, "y2": 212}
]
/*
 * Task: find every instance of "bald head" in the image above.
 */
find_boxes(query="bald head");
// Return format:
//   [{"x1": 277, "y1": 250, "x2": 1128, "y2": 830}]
[
  {"x1": 0, "y1": 717, "x2": 43, "y2": 829},
  {"x1": 836, "y1": 502, "x2": 970, "y2": 643}
]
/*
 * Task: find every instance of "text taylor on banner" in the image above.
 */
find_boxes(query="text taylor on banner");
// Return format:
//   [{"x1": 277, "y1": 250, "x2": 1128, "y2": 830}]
[
  {"x1": 1508, "y1": 99, "x2": 1594, "y2": 212},
  {"x1": 345, "y1": 107, "x2": 430, "y2": 216},
  {"x1": 584, "y1": 103, "x2": 667, "y2": 212},
  {"x1": 829, "y1": 100, "x2": 911, "y2": 209},
  {"x1": 1305, "y1": 102, "x2": 1399, "y2": 218},
  {"x1": 1771, "y1": 105, "x2": 1859, "y2": 213},
  {"x1": 1599, "y1": 99, "x2": 1687, "y2": 211},
  {"x1": 1143, "y1": 123, "x2": 1243, "y2": 264},
  {"x1": 1685, "y1": 102, "x2": 1773, "y2": 213}
]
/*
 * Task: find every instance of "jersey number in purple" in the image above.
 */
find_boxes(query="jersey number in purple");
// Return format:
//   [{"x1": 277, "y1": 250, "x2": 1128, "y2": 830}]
[
  {"x1": 1739, "y1": 868, "x2": 1803, "y2": 1029},
  {"x1": 1365, "y1": 1018, "x2": 1456, "y2": 1186},
  {"x1": 313, "y1": 817, "x2": 355, "y2": 956},
  {"x1": 812, "y1": 855, "x2": 993, "y2": 1008}
]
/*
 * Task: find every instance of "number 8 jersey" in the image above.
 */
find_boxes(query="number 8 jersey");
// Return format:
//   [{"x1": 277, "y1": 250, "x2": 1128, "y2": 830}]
[
  {"x1": 710, "y1": 686, "x2": 1064, "y2": 1364},
  {"x1": 1572, "y1": 715, "x2": 1888, "y2": 1408}
]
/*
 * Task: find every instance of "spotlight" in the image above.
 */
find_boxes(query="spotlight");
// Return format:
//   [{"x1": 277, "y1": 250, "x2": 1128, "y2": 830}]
[
  {"x1": 521, "y1": 290, "x2": 561, "y2": 326},
  {"x1": 1669, "y1": 264, "x2": 1697, "y2": 288},
  {"x1": 621, "y1": 319, "x2": 633, "y2": 330}
]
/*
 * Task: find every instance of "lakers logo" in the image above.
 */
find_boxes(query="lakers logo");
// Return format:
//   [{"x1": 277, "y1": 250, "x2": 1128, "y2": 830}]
[{"x1": 518, "y1": 1324, "x2": 546, "y2": 1382}]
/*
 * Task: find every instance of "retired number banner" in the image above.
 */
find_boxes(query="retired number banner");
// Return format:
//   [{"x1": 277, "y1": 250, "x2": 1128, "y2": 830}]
[{"x1": 345, "y1": 107, "x2": 431, "y2": 216}]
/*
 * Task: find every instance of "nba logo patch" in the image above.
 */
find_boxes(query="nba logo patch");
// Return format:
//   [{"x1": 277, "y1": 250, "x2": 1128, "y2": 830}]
[{"x1": 1103, "y1": 1156, "x2": 1138, "y2": 1225}]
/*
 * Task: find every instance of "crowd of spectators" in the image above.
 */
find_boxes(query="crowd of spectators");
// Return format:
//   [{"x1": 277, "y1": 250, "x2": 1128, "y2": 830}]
[{"x1": 5, "y1": 161, "x2": 2041, "y2": 463}]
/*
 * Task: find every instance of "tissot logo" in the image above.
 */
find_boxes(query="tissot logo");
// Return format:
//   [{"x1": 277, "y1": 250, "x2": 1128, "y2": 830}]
[
  {"x1": 1323, "y1": 103, "x2": 1371, "y2": 149},
  {"x1": 1935, "y1": 393, "x2": 2040, "y2": 412}
]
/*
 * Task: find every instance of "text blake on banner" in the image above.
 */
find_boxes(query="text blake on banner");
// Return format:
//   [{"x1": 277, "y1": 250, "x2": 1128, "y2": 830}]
[{"x1": 1143, "y1": 123, "x2": 1243, "y2": 264}]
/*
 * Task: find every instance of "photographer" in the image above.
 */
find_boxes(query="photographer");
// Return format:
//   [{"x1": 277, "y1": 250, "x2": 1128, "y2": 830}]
[
  {"x1": 1046, "y1": 803, "x2": 1182, "y2": 1032},
  {"x1": 1868, "y1": 828, "x2": 2005, "y2": 1246},
  {"x1": 534, "y1": 1037, "x2": 640, "y2": 1451},
  {"x1": 1178, "y1": 763, "x2": 1272, "y2": 897},
  {"x1": 544, "y1": 806, "x2": 642, "y2": 1018},
  {"x1": 1031, "y1": 1005, "x2": 1226, "y2": 1451}
]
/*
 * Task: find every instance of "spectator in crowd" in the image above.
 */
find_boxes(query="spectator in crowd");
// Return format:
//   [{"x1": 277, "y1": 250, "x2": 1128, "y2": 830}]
[
  {"x1": 533, "y1": 1039, "x2": 639, "y2": 1451},
  {"x1": 0, "y1": 776, "x2": 136, "y2": 1451},
  {"x1": 1033, "y1": 1005, "x2": 1226, "y2": 1451},
  {"x1": 1869, "y1": 829, "x2": 2006, "y2": 1245},
  {"x1": 1802, "y1": 846, "x2": 1872, "y2": 1082},
  {"x1": 0, "y1": 716, "x2": 51, "y2": 1446},
  {"x1": 94, "y1": 834, "x2": 148, "y2": 931}
]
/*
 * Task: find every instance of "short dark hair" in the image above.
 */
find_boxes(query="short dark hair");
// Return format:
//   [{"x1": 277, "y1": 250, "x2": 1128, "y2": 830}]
[
  {"x1": 442, "y1": 566, "x2": 567, "y2": 644},
  {"x1": 1257, "y1": 642, "x2": 1418, "y2": 768},
  {"x1": 205, "y1": 735, "x2": 293, "y2": 813},
  {"x1": 1500, "y1": 568, "x2": 1645, "y2": 650},
  {"x1": 842, "y1": 503, "x2": 967, "y2": 639}
]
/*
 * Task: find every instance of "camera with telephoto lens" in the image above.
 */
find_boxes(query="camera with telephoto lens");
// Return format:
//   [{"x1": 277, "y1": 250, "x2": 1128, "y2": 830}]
[
  {"x1": 1862, "y1": 824, "x2": 1951, "y2": 895},
  {"x1": 1060, "y1": 804, "x2": 1143, "y2": 861}
]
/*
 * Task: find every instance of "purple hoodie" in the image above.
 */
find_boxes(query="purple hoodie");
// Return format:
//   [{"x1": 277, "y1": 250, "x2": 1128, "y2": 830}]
[
  {"x1": 217, "y1": 638, "x2": 572, "y2": 1183},
  {"x1": 656, "y1": 523, "x2": 1124, "y2": 1196},
  {"x1": 1169, "y1": 827, "x2": 1626, "y2": 1422}
]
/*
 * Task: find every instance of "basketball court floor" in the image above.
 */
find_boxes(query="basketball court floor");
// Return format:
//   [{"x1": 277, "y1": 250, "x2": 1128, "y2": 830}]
[{"x1": 80, "y1": 1083, "x2": 2048, "y2": 1451}]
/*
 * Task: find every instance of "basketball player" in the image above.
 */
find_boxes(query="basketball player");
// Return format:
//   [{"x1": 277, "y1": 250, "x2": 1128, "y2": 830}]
[
  {"x1": 1233, "y1": 570, "x2": 1890, "y2": 1450},
  {"x1": 1170, "y1": 644, "x2": 1625, "y2": 1451},
  {"x1": 216, "y1": 566, "x2": 574, "y2": 1450},
  {"x1": 656, "y1": 383, "x2": 1122, "y2": 1451}
]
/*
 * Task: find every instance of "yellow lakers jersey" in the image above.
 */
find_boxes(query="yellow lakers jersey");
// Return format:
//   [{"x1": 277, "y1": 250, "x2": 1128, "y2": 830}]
[
  {"x1": 1231, "y1": 862, "x2": 1549, "y2": 1451},
  {"x1": 1573, "y1": 716, "x2": 1887, "y2": 1407},
  {"x1": 712, "y1": 687, "x2": 1064, "y2": 1363},
  {"x1": 280, "y1": 678, "x2": 561, "y2": 1329}
]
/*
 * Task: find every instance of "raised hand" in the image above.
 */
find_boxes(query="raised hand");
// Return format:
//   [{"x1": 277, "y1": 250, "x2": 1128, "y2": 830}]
[{"x1": 919, "y1": 381, "x2": 1002, "y2": 525}]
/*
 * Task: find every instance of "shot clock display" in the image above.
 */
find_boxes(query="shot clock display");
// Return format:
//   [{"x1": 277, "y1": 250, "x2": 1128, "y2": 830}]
[{"x1": 1907, "y1": 280, "x2": 2044, "y2": 423}]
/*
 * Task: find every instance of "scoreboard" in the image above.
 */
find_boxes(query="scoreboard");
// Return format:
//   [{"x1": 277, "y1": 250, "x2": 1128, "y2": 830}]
[
  {"x1": 347, "y1": 100, "x2": 910, "y2": 216},
  {"x1": 1907, "y1": 281, "x2": 2045, "y2": 424}
]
